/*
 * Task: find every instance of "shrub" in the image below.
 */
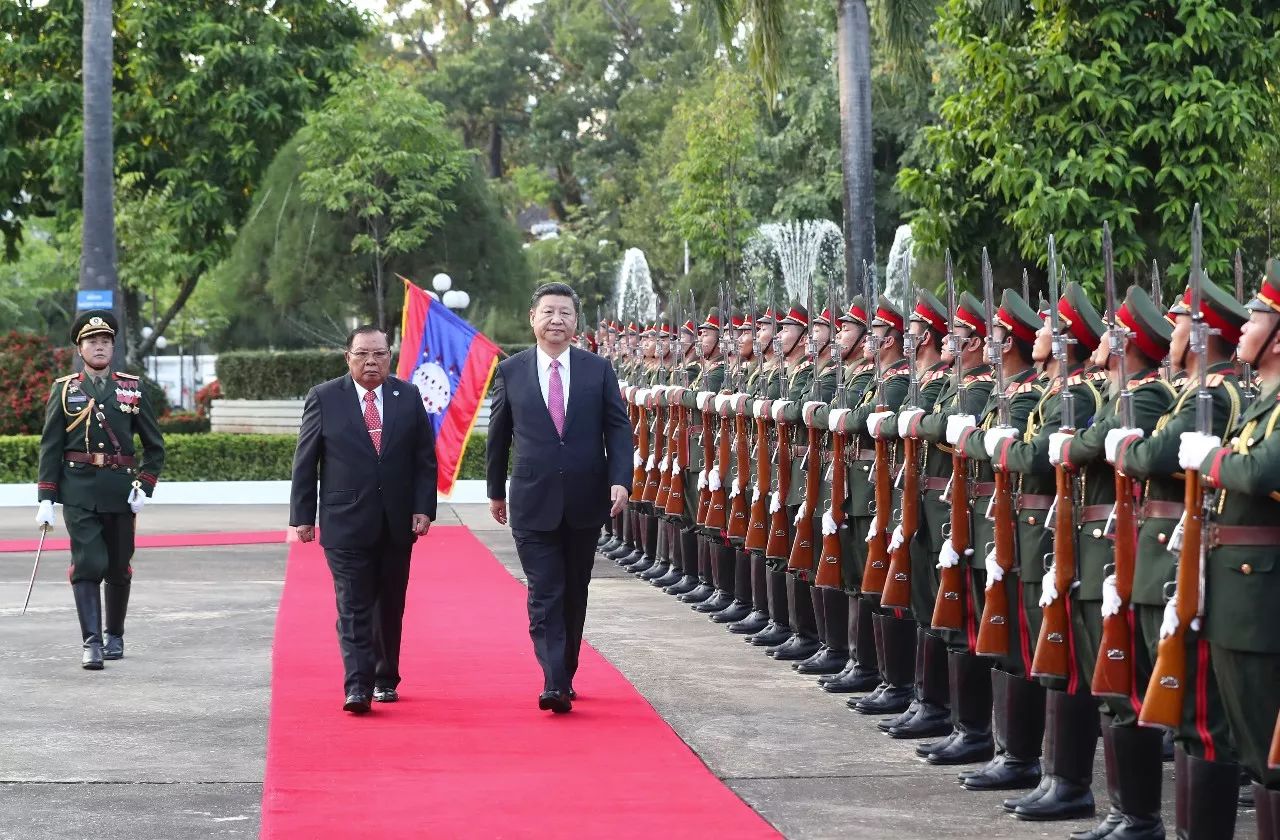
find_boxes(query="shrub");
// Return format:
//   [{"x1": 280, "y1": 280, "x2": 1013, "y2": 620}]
[
  {"x1": 157, "y1": 411, "x2": 211, "y2": 435},
  {"x1": 194, "y1": 379, "x2": 221, "y2": 416},
  {"x1": 216, "y1": 350, "x2": 347, "y2": 400},
  {"x1": 0, "y1": 331, "x2": 74, "y2": 435}
]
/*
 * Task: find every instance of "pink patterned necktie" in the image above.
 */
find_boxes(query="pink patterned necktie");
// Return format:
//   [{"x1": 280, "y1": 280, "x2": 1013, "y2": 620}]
[
  {"x1": 363, "y1": 390, "x2": 382, "y2": 454},
  {"x1": 548, "y1": 358, "x2": 565, "y2": 437}
]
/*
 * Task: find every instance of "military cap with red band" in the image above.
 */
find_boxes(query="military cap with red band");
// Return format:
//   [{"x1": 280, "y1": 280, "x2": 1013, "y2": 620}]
[
  {"x1": 778, "y1": 302, "x2": 810, "y2": 328},
  {"x1": 680, "y1": 318, "x2": 696, "y2": 336},
  {"x1": 1056, "y1": 281, "x2": 1105, "y2": 352},
  {"x1": 954, "y1": 291, "x2": 988, "y2": 338},
  {"x1": 1116, "y1": 285, "x2": 1173, "y2": 362},
  {"x1": 730, "y1": 312, "x2": 747, "y2": 329},
  {"x1": 994, "y1": 289, "x2": 1039, "y2": 345},
  {"x1": 871, "y1": 295, "x2": 904, "y2": 332},
  {"x1": 625, "y1": 322, "x2": 639, "y2": 335},
  {"x1": 813, "y1": 307, "x2": 835, "y2": 328},
  {"x1": 1246, "y1": 258, "x2": 1280, "y2": 315},
  {"x1": 756, "y1": 307, "x2": 777, "y2": 325},
  {"x1": 698, "y1": 309, "x2": 724, "y2": 331},
  {"x1": 1171, "y1": 276, "x2": 1248, "y2": 344},
  {"x1": 837, "y1": 295, "x2": 869, "y2": 327},
  {"x1": 910, "y1": 288, "x2": 949, "y2": 335}
]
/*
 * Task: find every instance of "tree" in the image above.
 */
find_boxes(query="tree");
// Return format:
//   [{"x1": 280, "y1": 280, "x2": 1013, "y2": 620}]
[
  {"x1": 899, "y1": 0, "x2": 1280, "y2": 292},
  {"x1": 0, "y1": 0, "x2": 369, "y2": 359},
  {"x1": 297, "y1": 70, "x2": 474, "y2": 330}
]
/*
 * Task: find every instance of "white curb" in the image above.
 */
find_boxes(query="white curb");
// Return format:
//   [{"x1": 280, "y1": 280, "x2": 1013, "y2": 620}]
[{"x1": 0, "y1": 479, "x2": 493, "y2": 507}]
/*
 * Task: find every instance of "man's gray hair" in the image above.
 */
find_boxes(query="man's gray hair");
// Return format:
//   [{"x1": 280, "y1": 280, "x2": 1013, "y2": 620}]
[{"x1": 530, "y1": 282, "x2": 580, "y2": 313}]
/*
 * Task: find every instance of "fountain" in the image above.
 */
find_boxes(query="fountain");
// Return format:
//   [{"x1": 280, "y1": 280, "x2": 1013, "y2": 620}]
[
  {"x1": 615, "y1": 248, "x2": 659, "y2": 324},
  {"x1": 884, "y1": 224, "x2": 915, "y2": 308},
  {"x1": 743, "y1": 220, "x2": 845, "y2": 307}
]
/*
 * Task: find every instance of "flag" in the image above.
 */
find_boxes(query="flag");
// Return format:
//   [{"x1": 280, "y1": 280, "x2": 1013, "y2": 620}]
[{"x1": 397, "y1": 277, "x2": 502, "y2": 497}]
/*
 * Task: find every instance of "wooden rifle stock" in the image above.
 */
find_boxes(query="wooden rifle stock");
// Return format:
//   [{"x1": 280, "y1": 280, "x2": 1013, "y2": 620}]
[
  {"x1": 630, "y1": 397, "x2": 647, "y2": 501},
  {"x1": 816, "y1": 428, "x2": 846, "y2": 588},
  {"x1": 975, "y1": 469, "x2": 1016, "y2": 656},
  {"x1": 861, "y1": 431, "x2": 893, "y2": 594},
  {"x1": 745, "y1": 409, "x2": 772, "y2": 550},
  {"x1": 705, "y1": 409, "x2": 732, "y2": 531},
  {"x1": 654, "y1": 398, "x2": 673, "y2": 509},
  {"x1": 881, "y1": 436, "x2": 919, "y2": 607},
  {"x1": 727, "y1": 411, "x2": 751, "y2": 540},
  {"x1": 1270, "y1": 709, "x2": 1280, "y2": 769},
  {"x1": 1139, "y1": 470, "x2": 1203, "y2": 729},
  {"x1": 695, "y1": 406, "x2": 715, "y2": 525},
  {"x1": 641, "y1": 400, "x2": 663, "y2": 503},
  {"x1": 664, "y1": 398, "x2": 688, "y2": 516},
  {"x1": 932, "y1": 449, "x2": 970, "y2": 631},
  {"x1": 1031, "y1": 460, "x2": 1078, "y2": 679},
  {"x1": 764, "y1": 422, "x2": 793, "y2": 560},
  {"x1": 1092, "y1": 472, "x2": 1138, "y2": 697},
  {"x1": 787, "y1": 424, "x2": 823, "y2": 580}
]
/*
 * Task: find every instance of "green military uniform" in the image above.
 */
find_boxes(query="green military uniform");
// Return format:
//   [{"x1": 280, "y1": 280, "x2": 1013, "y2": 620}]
[{"x1": 38, "y1": 311, "x2": 164, "y2": 669}]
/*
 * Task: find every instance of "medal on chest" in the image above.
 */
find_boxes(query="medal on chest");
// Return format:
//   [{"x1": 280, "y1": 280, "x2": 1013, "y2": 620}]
[{"x1": 115, "y1": 386, "x2": 141, "y2": 414}]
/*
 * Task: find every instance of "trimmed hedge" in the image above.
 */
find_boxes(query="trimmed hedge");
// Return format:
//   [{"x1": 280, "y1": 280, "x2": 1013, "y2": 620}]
[
  {"x1": 0, "y1": 432, "x2": 490, "y2": 484},
  {"x1": 157, "y1": 411, "x2": 211, "y2": 435},
  {"x1": 216, "y1": 350, "x2": 348, "y2": 400}
]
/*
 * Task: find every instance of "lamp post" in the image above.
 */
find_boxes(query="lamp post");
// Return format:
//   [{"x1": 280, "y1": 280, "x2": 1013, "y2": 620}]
[
  {"x1": 139, "y1": 326, "x2": 167, "y2": 382},
  {"x1": 432, "y1": 272, "x2": 471, "y2": 312}
]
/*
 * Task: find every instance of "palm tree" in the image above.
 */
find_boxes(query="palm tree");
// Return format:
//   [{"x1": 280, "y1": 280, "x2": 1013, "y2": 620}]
[
  {"x1": 699, "y1": 0, "x2": 931, "y2": 297},
  {"x1": 80, "y1": 0, "x2": 124, "y2": 366}
]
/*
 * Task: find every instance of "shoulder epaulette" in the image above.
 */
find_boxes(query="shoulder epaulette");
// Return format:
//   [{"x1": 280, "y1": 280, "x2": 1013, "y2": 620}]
[
  {"x1": 962, "y1": 374, "x2": 992, "y2": 384},
  {"x1": 113, "y1": 371, "x2": 140, "y2": 380},
  {"x1": 921, "y1": 369, "x2": 946, "y2": 384},
  {"x1": 1067, "y1": 374, "x2": 1085, "y2": 386},
  {"x1": 1207, "y1": 373, "x2": 1225, "y2": 387},
  {"x1": 1016, "y1": 381, "x2": 1040, "y2": 394},
  {"x1": 54, "y1": 373, "x2": 77, "y2": 383},
  {"x1": 1090, "y1": 370, "x2": 1109, "y2": 382}
]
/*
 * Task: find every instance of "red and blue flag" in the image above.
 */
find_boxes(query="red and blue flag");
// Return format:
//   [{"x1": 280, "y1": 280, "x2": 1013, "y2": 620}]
[{"x1": 397, "y1": 277, "x2": 502, "y2": 497}]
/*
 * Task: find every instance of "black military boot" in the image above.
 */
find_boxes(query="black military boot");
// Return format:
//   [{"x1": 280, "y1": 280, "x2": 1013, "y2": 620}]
[
  {"x1": 889, "y1": 627, "x2": 952, "y2": 739},
  {"x1": 72, "y1": 581, "x2": 105, "y2": 670},
  {"x1": 677, "y1": 538, "x2": 716, "y2": 603},
  {"x1": 600, "y1": 513, "x2": 623, "y2": 554},
  {"x1": 793, "y1": 584, "x2": 830, "y2": 671},
  {"x1": 712, "y1": 549, "x2": 753, "y2": 624},
  {"x1": 878, "y1": 623, "x2": 926, "y2": 733},
  {"x1": 849, "y1": 609, "x2": 890, "y2": 709},
  {"x1": 103, "y1": 581, "x2": 130, "y2": 660},
  {"x1": 855, "y1": 612, "x2": 915, "y2": 714},
  {"x1": 1257, "y1": 785, "x2": 1280, "y2": 840},
  {"x1": 639, "y1": 522, "x2": 670, "y2": 580},
  {"x1": 747, "y1": 568, "x2": 793, "y2": 646},
  {"x1": 1089, "y1": 724, "x2": 1166, "y2": 839},
  {"x1": 770, "y1": 576, "x2": 820, "y2": 661},
  {"x1": 1014, "y1": 689, "x2": 1098, "y2": 821},
  {"x1": 695, "y1": 544, "x2": 736, "y2": 612},
  {"x1": 798, "y1": 587, "x2": 849, "y2": 674},
  {"x1": 963, "y1": 670, "x2": 1043, "y2": 790},
  {"x1": 925, "y1": 651, "x2": 993, "y2": 765},
  {"x1": 623, "y1": 512, "x2": 657, "y2": 572},
  {"x1": 608, "y1": 510, "x2": 638, "y2": 561},
  {"x1": 729, "y1": 551, "x2": 770, "y2": 633},
  {"x1": 664, "y1": 528, "x2": 700, "y2": 595},
  {"x1": 825, "y1": 593, "x2": 880, "y2": 693},
  {"x1": 1175, "y1": 752, "x2": 1238, "y2": 840}
]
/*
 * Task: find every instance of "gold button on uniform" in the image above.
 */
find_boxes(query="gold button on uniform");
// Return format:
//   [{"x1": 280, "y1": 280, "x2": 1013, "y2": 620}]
[
  {"x1": 1241, "y1": 564, "x2": 1253, "y2": 575},
  {"x1": 1027, "y1": 516, "x2": 1037, "y2": 526},
  {"x1": 1092, "y1": 528, "x2": 1103, "y2": 539},
  {"x1": 1157, "y1": 533, "x2": 1167, "y2": 544}
]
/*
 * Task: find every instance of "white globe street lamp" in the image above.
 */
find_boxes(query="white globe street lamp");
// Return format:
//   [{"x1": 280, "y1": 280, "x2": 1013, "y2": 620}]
[{"x1": 432, "y1": 273, "x2": 453, "y2": 293}]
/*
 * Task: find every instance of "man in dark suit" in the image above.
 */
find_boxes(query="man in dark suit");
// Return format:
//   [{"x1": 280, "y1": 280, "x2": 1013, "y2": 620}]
[
  {"x1": 290, "y1": 325, "x2": 438, "y2": 714},
  {"x1": 487, "y1": 283, "x2": 632, "y2": 713}
]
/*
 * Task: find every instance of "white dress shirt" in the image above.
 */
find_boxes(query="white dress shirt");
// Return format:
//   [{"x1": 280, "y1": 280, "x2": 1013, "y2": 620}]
[
  {"x1": 535, "y1": 345, "x2": 571, "y2": 414},
  {"x1": 353, "y1": 379, "x2": 384, "y2": 429}
]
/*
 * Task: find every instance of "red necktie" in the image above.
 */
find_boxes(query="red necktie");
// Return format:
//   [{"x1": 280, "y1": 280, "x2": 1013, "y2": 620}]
[
  {"x1": 363, "y1": 390, "x2": 382, "y2": 454},
  {"x1": 548, "y1": 359, "x2": 565, "y2": 437}
]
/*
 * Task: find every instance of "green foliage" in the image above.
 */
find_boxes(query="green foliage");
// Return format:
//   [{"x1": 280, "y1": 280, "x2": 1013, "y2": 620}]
[
  {"x1": 0, "y1": 223, "x2": 77, "y2": 338},
  {"x1": 297, "y1": 68, "x2": 473, "y2": 329},
  {"x1": 900, "y1": 0, "x2": 1280, "y2": 292},
  {"x1": 157, "y1": 411, "x2": 211, "y2": 435},
  {"x1": 0, "y1": 432, "x2": 491, "y2": 482},
  {"x1": 215, "y1": 351, "x2": 347, "y2": 401}
]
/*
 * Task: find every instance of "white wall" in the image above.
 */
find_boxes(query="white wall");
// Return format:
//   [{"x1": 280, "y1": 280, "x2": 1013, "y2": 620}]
[{"x1": 141, "y1": 353, "x2": 218, "y2": 410}]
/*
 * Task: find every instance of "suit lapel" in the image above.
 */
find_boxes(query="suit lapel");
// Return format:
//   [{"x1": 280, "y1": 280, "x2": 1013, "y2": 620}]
[
  {"x1": 380, "y1": 379, "x2": 399, "y2": 457},
  {"x1": 341, "y1": 376, "x2": 379, "y2": 458},
  {"x1": 529, "y1": 349, "x2": 559, "y2": 436}
]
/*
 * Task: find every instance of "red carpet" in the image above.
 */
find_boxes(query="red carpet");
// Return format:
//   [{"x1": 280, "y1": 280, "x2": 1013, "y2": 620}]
[
  {"x1": 0, "y1": 530, "x2": 285, "y2": 553},
  {"x1": 261, "y1": 526, "x2": 779, "y2": 839}
]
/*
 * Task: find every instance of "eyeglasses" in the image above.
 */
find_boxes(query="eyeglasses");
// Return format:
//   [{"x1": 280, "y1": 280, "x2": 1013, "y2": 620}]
[{"x1": 349, "y1": 350, "x2": 390, "y2": 361}]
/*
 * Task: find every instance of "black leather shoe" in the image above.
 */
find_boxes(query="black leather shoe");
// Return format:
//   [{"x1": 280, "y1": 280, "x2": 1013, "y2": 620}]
[
  {"x1": 652, "y1": 567, "x2": 684, "y2": 588},
  {"x1": 677, "y1": 583, "x2": 716, "y2": 603},
  {"x1": 82, "y1": 640, "x2": 104, "y2": 670},
  {"x1": 568, "y1": 687, "x2": 577, "y2": 701},
  {"x1": 822, "y1": 666, "x2": 882, "y2": 694},
  {"x1": 853, "y1": 684, "x2": 913, "y2": 715},
  {"x1": 848, "y1": 682, "x2": 887, "y2": 709},
  {"x1": 616, "y1": 548, "x2": 644, "y2": 566},
  {"x1": 343, "y1": 693, "x2": 372, "y2": 714},
  {"x1": 639, "y1": 562, "x2": 669, "y2": 580},
  {"x1": 1003, "y1": 776, "x2": 1053, "y2": 812},
  {"x1": 962, "y1": 757, "x2": 1041, "y2": 791},
  {"x1": 795, "y1": 647, "x2": 848, "y2": 675},
  {"x1": 102, "y1": 633, "x2": 124, "y2": 661},
  {"x1": 877, "y1": 701, "x2": 920, "y2": 733},
  {"x1": 770, "y1": 637, "x2": 821, "y2": 661},
  {"x1": 710, "y1": 602, "x2": 752, "y2": 624},
  {"x1": 1013, "y1": 777, "x2": 1095, "y2": 821},
  {"x1": 373, "y1": 687, "x2": 399, "y2": 703},
  {"x1": 693, "y1": 591, "x2": 734, "y2": 613},
  {"x1": 926, "y1": 731, "x2": 994, "y2": 765},
  {"x1": 917, "y1": 730, "x2": 958, "y2": 758},
  {"x1": 746, "y1": 622, "x2": 793, "y2": 647},
  {"x1": 607, "y1": 543, "x2": 636, "y2": 560},
  {"x1": 538, "y1": 690, "x2": 572, "y2": 714},
  {"x1": 664, "y1": 576, "x2": 699, "y2": 596},
  {"x1": 623, "y1": 554, "x2": 654, "y2": 573},
  {"x1": 728, "y1": 610, "x2": 769, "y2": 634},
  {"x1": 889, "y1": 702, "x2": 953, "y2": 740}
]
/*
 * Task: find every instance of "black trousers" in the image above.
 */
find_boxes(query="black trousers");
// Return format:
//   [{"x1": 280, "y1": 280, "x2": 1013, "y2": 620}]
[
  {"x1": 512, "y1": 518, "x2": 598, "y2": 693},
  {"x1": 64, "y1": 505, "x2": 134, "y2": 585},
  {"x1": 323, "y1": 520, "x2": 413, "y2": 696}
]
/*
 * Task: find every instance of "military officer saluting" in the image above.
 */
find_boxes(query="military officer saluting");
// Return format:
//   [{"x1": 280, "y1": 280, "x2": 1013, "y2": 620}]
[{"x1": 36, "y1": 311, "x2": 165, "y2": 669}]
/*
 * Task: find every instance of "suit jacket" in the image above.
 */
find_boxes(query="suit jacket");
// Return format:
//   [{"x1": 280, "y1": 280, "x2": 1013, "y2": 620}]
[
  {"x1": 486, "y1": 346, "x2": 631, "y2": 531},
  {"x1": 290, "y1": 375, "x2": 438, "y2": 550}
]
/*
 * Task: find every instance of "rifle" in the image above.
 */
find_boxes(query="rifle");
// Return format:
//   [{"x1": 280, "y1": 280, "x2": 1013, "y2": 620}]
[
  {"x1": 665, "y1": 295, "x2": 688, "y2": 516},
  {"x1": 1235, "y1": 249, "x2": 1256, "y2": 400},
  {"x1": 817, "y1": 277, "x2": 848, "y2": 588},
  {"x1": 746, "y1": 284, "x2": 778, "y2": 551},
  {"x1": 1152, "y1": 261, "x2": 1172, "y2": 384},
  {"x1": 1022, "y1": 269, "x2": 1030, "y2": 305},
  {"x1": 654, "y1": 315, "x2": 675, "y2": 511},
  {"x1": 881, "y1": 251, "x2": 919, "y2": 607},
  {"x1": 787, "y1": 278, "x2": 823, "y2": 579},
  {"x1": 1140, "y1": 204, "x2": 1210, "y2": 730},
  {"x1": 1031, "y1": 234, "x2": 1079, "y2": 680},
  {"x1": 861, "y1": 262, "x2": 893, "y2": 595},
  {"x1": 932, "y1": 249, "x2": 970, "y2": 631},
  {"x1": 706, "y1": 284, "x2": 733, "y2": 531},
  {"x1": 764, "y1": 284, "x2": 795, "y2": 561},
  {"x1": 693, "y1": 292, "x2": 717, "y2": 527},
  {"x1": 1093, "y1": 222, "x2": 1140, "y2": 696},
  {"x1": 728, "y1": 288, "x2": 755, "y2": 540},
  {"x1": 975, "y1": 248, "x2": 1018, "y2": 656},
  {"x1": 642, "y1": 318, "x2": 667, "y2": 504}
]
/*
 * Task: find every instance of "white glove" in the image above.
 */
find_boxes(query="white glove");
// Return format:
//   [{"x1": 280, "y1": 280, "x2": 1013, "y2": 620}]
[
  {"x1": 1104, "y1": 427, "x2": 1143, "y2": 465},
  {"x1": 866, "y1": 410, "x2": 894, "y2": 438},
  {"x1": 715, "y1": 393, "x2": 735, "y2": 413},
  {"x1": 645, "y1": 453, "x2": 656, "y2": 471},
  {"x1": 128, "y1": 486, "x2": 146, "y2": 514},
  {"x1": 828, "y1": 408, "x2": 853, "y2": 433},
  {"x1": 945, "y1": 414, "x2": 976, "y2": 445},
  {"x1": 633, "y1": 449, "x2": 643, "y2": 469},
  {"x1": 771, "y1": 399, "x2": 792, "y2": 422},
  {"x1": 708, "y1": 467, "x2": 721, "y2": 492},
  {"x1": 984, "y1": 426, "x2": 1017, "y2": 459},
  {"x1": 670, "y1": 456, "x2": 681, "y2": 474},
  {"x1": 36, "y1": 499, "x2": 55, "y2": 529},
  {"x1": 1048, "y1": 431, "x2": 1071, "y2": 466},
  {"x1": 752, "y1": 485, "x2": 761, "y2": 503},
  {"x1": 1159, "y1": 596, "x2": 1201, "y2": 638},
  {"x1": 802, "y1": 401, "x2": 826, "y2": 425},
  {"x1": 697, "y1": 469, "x2": 707, "y2": 491},
  {"x1": 769, "y1": 490, "x2": 781, "y2": 514},
  {"x1": 752, "y1": 400, "x2": 768, "y2": 419},
  {"x1": 730, "y1": 476, "x2": 741, "y2": 498},
  {"x1": 1178, "y1": 431, "x2": 1221, "y2": 472},
  {"x1": 984, "y1": 547, "x2": 1003, "y2": 584},
  {"x1": 887, "y1": 524, "x2": 904, "y2": 553},
  {"x1": 1039, "y1": 569, "x2": 1059, "y2": 607},
  {"x1": 865, "y1": 514, "x2": 880, "y2": 543},
  {"x1": 1101, "y1": 574, "x2": 1121, "y2": 618},
  {"x1": 937, "y1": 538, "x2": 960, "y2": 569},
  {"x1": 898, "y1": 408, "x2": 925, "y2": 438},
  {"x1": 793, "y1": 504, "x2": 808, "y2": 525},
  {"x1": 821, "y1": 508, "x2": 839, "y2": 535},
  {"x1": 659, "y1": 454, "x2": 669, "y2": 472}
]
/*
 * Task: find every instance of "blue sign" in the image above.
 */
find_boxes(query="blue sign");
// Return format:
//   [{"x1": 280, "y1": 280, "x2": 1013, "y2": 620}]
[{"x1": 76, "y1": 289, "x2": 114, "y2": 310}]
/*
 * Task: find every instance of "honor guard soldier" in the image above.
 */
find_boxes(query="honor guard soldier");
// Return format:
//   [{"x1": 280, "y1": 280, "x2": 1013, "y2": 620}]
[
  {"x1": 36, "y1": 310, "x2": 165, "y2": 669},
  {"x1": 1051, "y1": 284, "x2": 1177, "y2": 839},
  {"x1": 1180, "y1": 258, "x2": 1280, "y2": 839},
  {"x1": 1107, "y1": 275, "x2": 1248, "y2": 838}
]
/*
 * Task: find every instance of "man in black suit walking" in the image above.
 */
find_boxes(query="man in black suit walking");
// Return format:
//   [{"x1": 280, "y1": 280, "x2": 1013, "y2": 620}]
[
  {"x1": 290, "y1": 326, "x2": 437, "y2": 714},
  {"x1": 487, "y1": 283, "x2": 632, "y2": 714}
]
